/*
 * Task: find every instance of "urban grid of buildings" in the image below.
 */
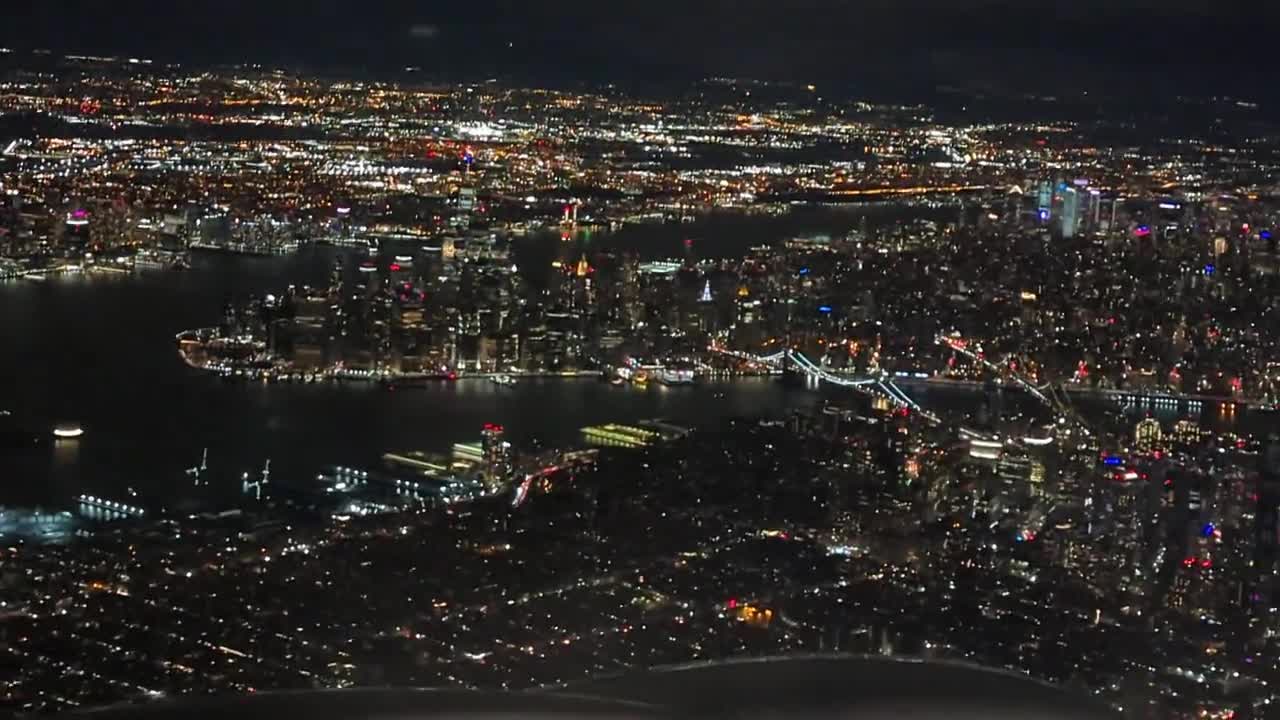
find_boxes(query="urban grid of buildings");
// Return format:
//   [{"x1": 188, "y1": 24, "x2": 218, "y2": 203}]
[{"x1": 2, "y1": 52, "x2": 1280, "y2": 719}]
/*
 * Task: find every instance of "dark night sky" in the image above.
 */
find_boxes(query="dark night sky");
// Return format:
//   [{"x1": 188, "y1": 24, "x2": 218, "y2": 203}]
[{"x1": 2, "y1": 2, "x2": 1276, "y2": 102}]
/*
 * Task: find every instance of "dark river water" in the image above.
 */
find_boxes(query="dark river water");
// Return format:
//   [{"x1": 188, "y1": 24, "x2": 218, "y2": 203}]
[
  {"x1": 2, "y1": 206, "x2": 1268, "y2": 511},
  {"x1": 1, "y1": 208, "x2": 929, "y2": 509}
]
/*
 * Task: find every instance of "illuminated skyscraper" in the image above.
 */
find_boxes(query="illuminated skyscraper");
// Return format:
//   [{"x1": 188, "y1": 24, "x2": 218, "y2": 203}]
[
  {"x1": 1036, "y1": 181, "x2": 1052, "y2": 221},
  {"x1": 619, "y1": 253, "x2": 642, "y2": 329},
  {"x1": 571, "y1": 255, "x2": 595, "y2": 312},
  {"x1": 1061, "y1": 187, "x2": 1080, "y2": 238},
  {"x1": 481, "y1": 424, "x2": 513, "y2": 493}
]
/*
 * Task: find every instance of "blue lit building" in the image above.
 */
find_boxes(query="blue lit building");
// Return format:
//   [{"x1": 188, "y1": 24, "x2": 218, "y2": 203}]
[{"x1": 1036, "y1": 181, "x2": 1052, "y2": 221}]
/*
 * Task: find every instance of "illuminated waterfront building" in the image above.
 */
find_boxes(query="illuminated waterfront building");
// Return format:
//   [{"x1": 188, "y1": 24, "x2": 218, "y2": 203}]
[
  {"x1": 1134, "y1": 418, "x2": 1163, "y2": 452},
  {"x1": 1171, "y1": 419, "x2": 1201, "y2": 448},
  {"x1": 581, "y1": 423, "x2": 661, "y2": 449}
]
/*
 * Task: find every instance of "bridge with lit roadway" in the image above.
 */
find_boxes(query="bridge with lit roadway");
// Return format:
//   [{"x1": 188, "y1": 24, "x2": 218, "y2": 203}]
[
  {"x1": 709, "y1": 333, "x2": 1273, "y2": 440},
  {"x1": 708, "y1": 343, "x2": 941, "y2": 424},
  {"x1": 708, "y1": 335, "x2": 1123, "y2": 435}
]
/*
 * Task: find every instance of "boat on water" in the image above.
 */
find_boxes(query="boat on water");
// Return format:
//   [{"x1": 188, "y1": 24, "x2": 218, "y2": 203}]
[
  {"x1": 658, "y1": 368, "x2": 696, "y2": 386},
  {"x1": 490, "y1": 374, "x2": 516, "y2": 387},
  {"x1": 53, "y1": 422, "x2": 83, "y2": 439}
]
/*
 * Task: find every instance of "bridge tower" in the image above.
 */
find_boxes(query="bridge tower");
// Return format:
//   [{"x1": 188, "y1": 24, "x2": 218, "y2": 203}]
[
  {"x1": 781, "y1": 268, "x2": 799, "y2": 382},
  {"x1": 778, "y1": 348, "x2": 805, "y2": 387}
]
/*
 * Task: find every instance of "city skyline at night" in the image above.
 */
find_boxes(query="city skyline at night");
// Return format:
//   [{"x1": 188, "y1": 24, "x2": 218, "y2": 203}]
[{"x1": 3, "y1": 5, "x2": 1280, "y2": 719}]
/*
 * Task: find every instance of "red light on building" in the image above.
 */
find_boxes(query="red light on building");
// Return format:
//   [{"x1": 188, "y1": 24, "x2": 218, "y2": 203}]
[{"x1": 727, "y1": 598, "x2": 738, "y2": 609}]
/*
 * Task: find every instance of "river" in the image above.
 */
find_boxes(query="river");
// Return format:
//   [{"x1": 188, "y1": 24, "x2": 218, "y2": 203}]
[
  {"x1": 3, "y1": 206, "x2": 1269, "y2": 511},
  {"x1": 3, "y1": 208, "x2": 935, "y2": 509}
]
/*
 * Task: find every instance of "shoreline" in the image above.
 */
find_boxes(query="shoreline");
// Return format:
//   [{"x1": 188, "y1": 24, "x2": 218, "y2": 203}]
[{"x1": 174, "y1": 327, "x2": 1272, "y2": 409}]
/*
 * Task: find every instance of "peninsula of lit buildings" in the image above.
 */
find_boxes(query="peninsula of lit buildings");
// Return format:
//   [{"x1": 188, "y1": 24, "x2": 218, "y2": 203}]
[{"x1": 4, "y1": 49, "x2": 1280, "y2": 720}]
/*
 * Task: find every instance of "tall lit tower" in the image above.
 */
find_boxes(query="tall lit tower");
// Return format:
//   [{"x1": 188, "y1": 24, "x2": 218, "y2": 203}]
[
  {"x1": 1036, "y1": 181, "x2": 1052, "y2": 221},
  {"x1": 1060, "y1": 187, "x2": 1080, "y2": 238},
  {"x1": 619, "y1": 253, "x2": 641, "y2": 329},
  {"x1": 481, "y1": 423, "x2": 513, "y2": 493}
]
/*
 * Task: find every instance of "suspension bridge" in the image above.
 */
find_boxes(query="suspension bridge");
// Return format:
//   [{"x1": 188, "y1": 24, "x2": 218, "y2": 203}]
[
  {"x1": 934, "y1": 334, "x2": 1092, "y2": 433},
  {"x1": 712, "y1": 334, "x2": 1105, "y2": 434},
  {"x1": 708, "y1": 344, "x2": 940, "y2": 424}
]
